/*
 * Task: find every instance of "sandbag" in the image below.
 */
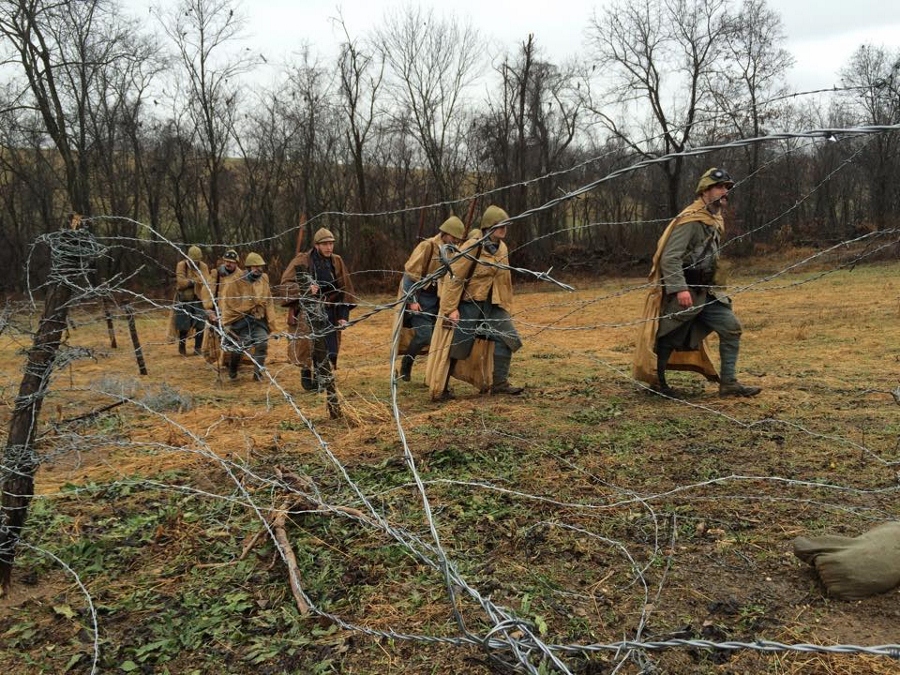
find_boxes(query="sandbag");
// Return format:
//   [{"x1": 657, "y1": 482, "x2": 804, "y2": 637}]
[{"x1": 792, "y1": 521, "x2": 900, "y2": 600}]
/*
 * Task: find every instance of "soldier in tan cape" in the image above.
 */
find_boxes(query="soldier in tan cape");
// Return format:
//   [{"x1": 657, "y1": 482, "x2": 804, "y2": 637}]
[
  {"x1": 424, "y1": 206, "x2": 523, "y2": 400},
  {"x1": 633, "y1": 168, "x2": 761, "y2": 398},
  {"x1": 219, "y1": 252, "x2": 278, "y2": 381},
  {"x1": 396, "y1": 215, "x2": 465, "y2": 382},
  {"x1": 173, "y1": 245, "x2": 209, "y2": 356},
  {"x1": 279, "y1": 228, "x2": 356, "y2": 390}
]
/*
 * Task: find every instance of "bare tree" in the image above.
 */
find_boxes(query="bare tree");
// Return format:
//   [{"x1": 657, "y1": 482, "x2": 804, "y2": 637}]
[
  {"x1": 376, "y1": 5, "x2": 483, "y2": 213},
  {"x1": 474, "y1": 35, "x2": 581, "y2": 264},
  {"x1": 700, "y1": 0, "x2": 793, "y2": 245},
  {"x1": 585, "y1": 0, "x2": 733, "y2": 216},
  {"x1": 155, "y1": 0, "x2": 251, "y2": 243},
  {"x1": 839, "y1": 44, "x2": 900, "y2": 231},
  {"x1": 0, "y1": 0, "x2": 138, "y2": 215}
]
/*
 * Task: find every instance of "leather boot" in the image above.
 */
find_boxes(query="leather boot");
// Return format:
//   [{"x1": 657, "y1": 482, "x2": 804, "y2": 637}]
[
  {"x1": 228, "y1": 353, "x2": 240, "y2": 380},
  {"x1": 490, "y1": 355, "x2": 523, "y2": 395},
  {"x1": 399, "y1": 354, "x2": 414, "y2": 382},
  {"x1": 301, "y1": 367, "x2": 317, "y2": 391},
  {"x1": 490, "y1": 381, "x2": 524, "y2": 395},
  {"x1": 719, "y1": 380, "x2": 762, "y2": 398},
  {"x1": 253, "y1": 357, "x2": 266, "y2": 381},
  {"x1": 178, "y1": 331, "x2": 187, "y2": 356},
  {"x1": 193, "y1": 331, "x2": 204, "y2": 356}
]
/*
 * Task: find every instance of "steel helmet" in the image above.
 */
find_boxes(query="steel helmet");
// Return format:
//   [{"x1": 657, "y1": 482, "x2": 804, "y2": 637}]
[
  {"x1": 438, "y1": 216, "x2": 465, "y2": 239},
  {"x1": 187, "y1": 245, "x2": 203, "y2": 262},
  {"x1": 244, "y1": 252, "x2": 266, "y2": 267},
  {"x1": 695, "y1": 167, "x2": 735, "y2": 195},
  {"x1": 222, "y1": 249, "x2": 239, "y2": 262},
  {"x1": 481, "y1": 205, "x2": 510, "y2": 230},
  {"x1": 314, "y1": 228, "x2": 336, "y2": 244}
]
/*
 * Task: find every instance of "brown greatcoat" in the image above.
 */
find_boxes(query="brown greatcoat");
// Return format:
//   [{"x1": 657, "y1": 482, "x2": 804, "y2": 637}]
[
  {"x1": 278, "y1": 250, "x2": 355, "y2": 367},
  {"x1": 632, "y1": 198, "x2": 722, "y2": 385},
  {"x1": 219, "y1": 272, "x2": 278, "y2": 330}
]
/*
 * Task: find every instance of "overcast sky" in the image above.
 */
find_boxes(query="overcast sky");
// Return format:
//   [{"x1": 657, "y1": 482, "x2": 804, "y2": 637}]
[{"x1": 131, "y1": 1, "x2": 900, "y2": 92}]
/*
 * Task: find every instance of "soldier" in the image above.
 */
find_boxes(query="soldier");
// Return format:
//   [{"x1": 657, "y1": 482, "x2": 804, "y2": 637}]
[
  {"x1": 430, "y1": 205, "x2": 524, "y2": 399},
  {"x1": 220, "y1": 252, "x2": 278, "y2": 381},
  {"x1": 633, "y1": 167, "x2": 761, "y2": 398},
  {"x1": 280, "y1": 228, "x2": 356, "y2": 389},
  {"x1": 201, "y1": 249, "x2": 242, "y2": 364},
  {"x1": 174, "y1": 245, "x2": 209, "y2": 356},
  {"x1": 397, "y1": 215, "x2": 465, "y2": 382}
]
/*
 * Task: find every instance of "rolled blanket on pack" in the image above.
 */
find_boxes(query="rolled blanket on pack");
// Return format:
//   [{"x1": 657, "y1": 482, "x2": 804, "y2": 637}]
[{"x1": 792, "y1": 521, "x2": 900, "y2": 600}]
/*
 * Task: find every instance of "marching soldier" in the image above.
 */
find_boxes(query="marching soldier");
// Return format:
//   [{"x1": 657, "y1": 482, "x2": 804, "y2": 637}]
[
  {"x1": 220, "y1": 252, "x2": 277, "y2": 381},
  {"x1": 397, "y1": 215, "x2": 465, "y2": 382},
  {"x1": 173, "y1": 245, "x2": 209, "y2": 356}
]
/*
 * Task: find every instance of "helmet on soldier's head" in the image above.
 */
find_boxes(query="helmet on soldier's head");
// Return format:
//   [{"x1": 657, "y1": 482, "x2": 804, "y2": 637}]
[
  {"x1": 244, "y1": 252, "x2": 266, "y2": 267},
  {"x1": 481, "y1": 205, "x2": 510, "y2": 230},
  {"x1": 222, "y1": 249, "x2": 239, "y2": 262},
  {"x1": 695, "y1": 167, "x2": 735, "y2": 195},
  {"x1": 187, "y1": 245, "x2": 203, "y2": 262},
  {"x1": 467, "y1": 228, "x2": 483, "y2": 240},
  {"x1": 438, "y1": 216, "x2": 465, "y2": 240},
  {"x1": 313, "y1": 228, "x2": 336, "y2": 244}
]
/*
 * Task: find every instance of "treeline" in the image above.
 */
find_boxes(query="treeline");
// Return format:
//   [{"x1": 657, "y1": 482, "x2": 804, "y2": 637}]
[{"x1": 0, "y1": 0, "x2": 898, "y2": 293}]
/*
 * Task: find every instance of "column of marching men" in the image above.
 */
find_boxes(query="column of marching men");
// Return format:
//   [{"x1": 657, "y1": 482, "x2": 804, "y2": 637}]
[{"x1": 170, "y1": 167, "x2": 762, "y2": 400}]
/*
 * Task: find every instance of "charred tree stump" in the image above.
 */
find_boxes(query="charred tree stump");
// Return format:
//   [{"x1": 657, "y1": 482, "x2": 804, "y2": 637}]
[
  {"x1": 0, "y1": 224, "x2": 97, "y2": 594},
  {"x1": 125, "y1": 304, "x2": 148, "y2": 376}
]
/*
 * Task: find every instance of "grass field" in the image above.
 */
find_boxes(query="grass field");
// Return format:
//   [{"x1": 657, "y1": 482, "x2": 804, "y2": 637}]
[{"x1": 1, "y1": 249, "x2": 899, "y2": 674}]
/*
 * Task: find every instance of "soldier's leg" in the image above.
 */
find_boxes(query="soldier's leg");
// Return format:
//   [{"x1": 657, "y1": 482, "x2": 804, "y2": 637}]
[
  {"x1": 193, "y1": 323, "x2": 204, "y2": 355},
  {"x1": 402, "y1": 312, "x2": 436, "y2": 381},
  {"x1": 250, "y1": 323, "x2": 269, "y2": 380},
  {"x1": 178, "y1": 331, "x2": 188, "y2": 356},
  {"x1": 698, "y1": 301, "x2": 760, "y2": 397},
  {"x1": 488, "y1": 309, "x2": 523, "y2": 395},
  {"x1": 697, "y1": 301, "x2": 742, "y2": 382}
]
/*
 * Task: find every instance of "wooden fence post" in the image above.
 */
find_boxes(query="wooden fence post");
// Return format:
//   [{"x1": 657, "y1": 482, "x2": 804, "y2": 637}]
[{"x1": 125, "y1": 304, "x2": 148, "y2": 376}]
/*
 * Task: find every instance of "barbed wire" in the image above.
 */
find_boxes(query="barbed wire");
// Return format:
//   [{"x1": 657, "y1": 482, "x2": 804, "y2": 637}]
[{"x1": 4, "y1": 127, "x2": 900, "y2": 673}]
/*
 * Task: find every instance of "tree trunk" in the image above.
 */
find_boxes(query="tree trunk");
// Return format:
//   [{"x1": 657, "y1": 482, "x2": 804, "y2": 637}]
[{"x1": 0, "y1": 226, "x2": 94, "y2": 593}]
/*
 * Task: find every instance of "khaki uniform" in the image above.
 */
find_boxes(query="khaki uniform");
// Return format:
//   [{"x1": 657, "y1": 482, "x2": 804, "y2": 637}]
[
  {"x1": 201, "y1": 262, "x2": 242, "y2": 364},
  {"x1": 219, "y1": 271, "x2": 278, "y2": 377},
  {"x1": 632, "y1": 197, "x2": 729, "y2": 385},
  {"x1": 171, "y1": 259, "x2": 210, "y2": 352},
  {"x1": 424, "y1": 238, "x2": 521, "y2": 399}
]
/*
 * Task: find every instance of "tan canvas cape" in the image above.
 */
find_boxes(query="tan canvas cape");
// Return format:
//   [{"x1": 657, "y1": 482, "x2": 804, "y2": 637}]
[
  {"x1": 632, "y1": 198, "x2": 722, "y2": 385},
  {"x1": 793, "y1": 522, "x2": 900, "y2": 600},
  {"x1": 423, "y1": 317, "x2": 495, "y2": 400}
]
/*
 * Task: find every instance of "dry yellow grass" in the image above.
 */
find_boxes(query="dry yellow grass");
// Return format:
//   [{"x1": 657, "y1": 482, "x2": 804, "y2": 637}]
[{"x1": 2, "y1": 251, "x2": 899, "y2": 673}]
